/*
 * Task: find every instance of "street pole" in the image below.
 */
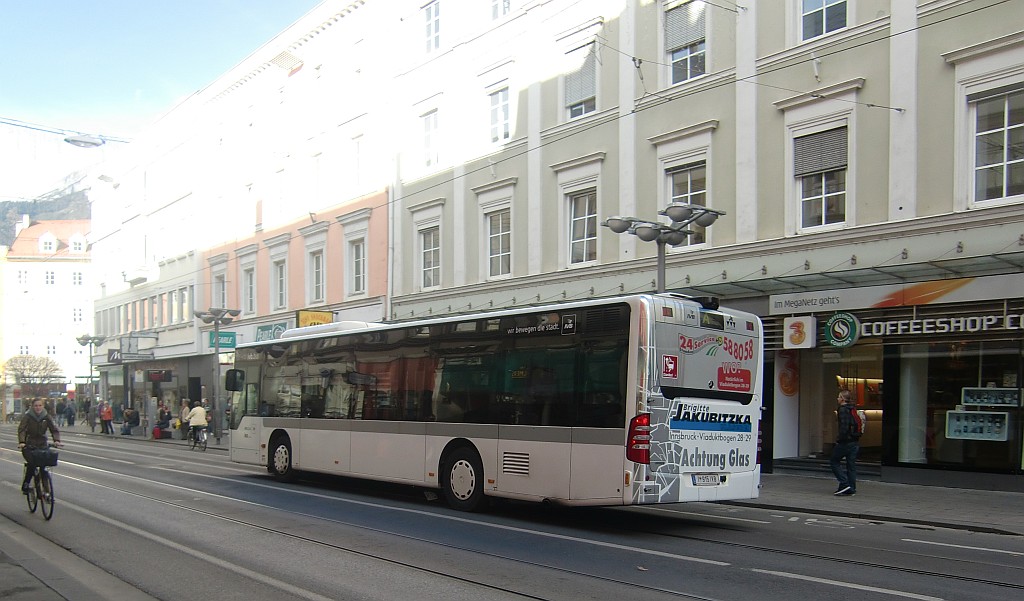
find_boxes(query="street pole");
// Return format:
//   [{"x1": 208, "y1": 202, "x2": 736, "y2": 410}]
[
  {"x1": 194, "y1": 308, "x2": 238, "y2": 445},
  {"x1": 213, "y1": 317, "x2": 222, "y2": 444},
  {"x1": 656, "y1": 238, "x2": 667, "y2": 293}
]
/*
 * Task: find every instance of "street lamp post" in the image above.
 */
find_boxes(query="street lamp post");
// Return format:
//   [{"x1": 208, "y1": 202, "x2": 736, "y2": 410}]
[
  {"x1": 76, "y1": 334, "x2": 107, "y2": 403},
  {"x1": 194, "y1": 307, "x2": 240, "y2": 444},
  {"x1": 602, "y1": 203, "x2": 725, "y2": 293}
]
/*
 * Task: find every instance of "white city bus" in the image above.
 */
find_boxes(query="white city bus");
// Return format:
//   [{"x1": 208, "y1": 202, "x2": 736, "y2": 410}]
[{"x1": 225, "y1": 293, "x2": 763, "y2": 511}]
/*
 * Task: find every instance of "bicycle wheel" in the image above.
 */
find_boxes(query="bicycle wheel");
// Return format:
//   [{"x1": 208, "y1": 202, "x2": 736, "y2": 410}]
[
  {"x1": 199, "y1": 430, "x2": 208, "y2": 452},
  {"x1": 190, "y1": 430, "x2": 198, "y2": 450},
  {"x1": 39, "y1": 470, "x2": 54, "y2": 520},
  {"x1": 26, "y1": 470, "x2": 38, "y2": 513}
]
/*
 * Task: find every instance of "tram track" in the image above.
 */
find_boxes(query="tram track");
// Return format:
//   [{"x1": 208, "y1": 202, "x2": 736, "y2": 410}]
[
  {"x1": 50, "y1": 469, "x2": 726, "y2": 601},
  {"x1": 542, "y1": 506, "x2": 1024, "y2": 592},
  {"x1": 3, "y1": 431, "x2": 1018, "y2": 599}
]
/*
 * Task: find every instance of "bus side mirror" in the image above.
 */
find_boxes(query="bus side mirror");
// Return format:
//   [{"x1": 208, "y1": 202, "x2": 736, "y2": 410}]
[{"x1": 225, "y1": 369, "x2": 245, "y2": 391}]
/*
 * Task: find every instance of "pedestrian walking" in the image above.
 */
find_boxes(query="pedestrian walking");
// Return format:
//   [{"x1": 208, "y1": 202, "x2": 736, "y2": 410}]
[
  {"x1": 55, "y1": 398, "x2": 67, "y2": 427},
  {"x1": 179, "y1": 399, "x2": 191, "y2": 440},
  {"x1": 87, "y1": 400, "x2": 98, "y2": 432},
  {"x1": 831, "y1": 389, "x2": 860, "y2": 496},
  {"x1": 100, "y1": 400, "x2": 115, "y2": 435}
]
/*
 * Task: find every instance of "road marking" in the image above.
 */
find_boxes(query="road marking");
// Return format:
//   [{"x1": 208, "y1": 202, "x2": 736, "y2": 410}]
[
  {"x1": 51, "y1": 489, "x2": 338, "y2": 601},
  {"x1": 751, "y1": 569, "x2": 943, "y2": 600},
  {"x1": 59, "y1": 466, "x2": 730, "y2": 567},
  {"x1": 903, "y1": 538, "x2": 1024, "y2": 557},
  {"x1": 647, "y1": 506, "x2": 771, "y2": 524}
]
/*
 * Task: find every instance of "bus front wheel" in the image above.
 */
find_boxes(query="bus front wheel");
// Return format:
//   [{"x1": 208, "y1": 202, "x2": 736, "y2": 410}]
[
  {"x1": 268, "y1": 436, "x2": 296, "y2": 482},
  {"x1": 442, "y1": 447, "x2": 485, "y2": 512}
]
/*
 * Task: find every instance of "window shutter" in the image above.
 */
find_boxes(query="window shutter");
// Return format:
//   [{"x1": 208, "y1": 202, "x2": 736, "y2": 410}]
[
  {"x1": 665, "y1": 2, "x2": 705, "y2": 52},
  {"x1": 794, "y1": 127, "x2": 848, "y2": 176},
  {"x1": 565, "y1": 44, "x2": 596, "y2": 106}
]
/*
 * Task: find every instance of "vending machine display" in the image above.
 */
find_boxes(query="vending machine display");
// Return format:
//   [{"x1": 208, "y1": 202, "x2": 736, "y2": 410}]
[{"x1": 945, "y1": 411, "x2": 1009, "y2": 441}]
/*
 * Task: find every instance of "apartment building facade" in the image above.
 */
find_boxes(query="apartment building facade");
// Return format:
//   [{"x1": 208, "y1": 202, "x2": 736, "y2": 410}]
[
  {"x1": 88, "y1": 0, "x2": 1024, "y2": 489},
  {"x1": 0, "y1": 217, "x2": 94, "y2": 408},
  {"x1": 387, "y1": 0, "x2": 1024, "y2": 490}
]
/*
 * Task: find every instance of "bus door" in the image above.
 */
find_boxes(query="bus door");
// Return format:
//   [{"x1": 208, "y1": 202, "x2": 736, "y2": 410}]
[{"x1": 226, "y1": 364, "x2": 261, "y2": 465}]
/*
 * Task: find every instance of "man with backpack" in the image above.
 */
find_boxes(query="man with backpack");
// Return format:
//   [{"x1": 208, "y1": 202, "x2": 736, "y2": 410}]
[{"x1": 831, "y1": 389, "x2": 861, "y2": 496}]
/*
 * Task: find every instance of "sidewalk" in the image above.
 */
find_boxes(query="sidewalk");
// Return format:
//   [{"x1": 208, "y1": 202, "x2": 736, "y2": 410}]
[
  {"x1": 3, "y1": 424, "x2": 1023, "y2": 600},
  {"x1": 728, "y1": 471, "x2": 1024, "y2": 536}
]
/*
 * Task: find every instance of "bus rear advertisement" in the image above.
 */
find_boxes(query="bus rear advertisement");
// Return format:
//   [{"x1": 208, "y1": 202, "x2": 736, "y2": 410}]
[{"x1": 226, "y1": 293, "x2": 763, "y2": 511}]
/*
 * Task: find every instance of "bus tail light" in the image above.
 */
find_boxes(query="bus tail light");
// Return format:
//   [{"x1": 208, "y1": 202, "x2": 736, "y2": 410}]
[{"x1": 626, "y1": 413, "x2": 651, "y2": 465}]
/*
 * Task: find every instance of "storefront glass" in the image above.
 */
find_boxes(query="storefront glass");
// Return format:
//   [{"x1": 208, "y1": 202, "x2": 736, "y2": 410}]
[{"x1": 898, "y1": 341, "x2": 1022, "y2": 472}]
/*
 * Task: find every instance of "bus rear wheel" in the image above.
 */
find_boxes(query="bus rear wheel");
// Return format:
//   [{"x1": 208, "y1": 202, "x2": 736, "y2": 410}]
[
  {"x1": 268, "y1": 436, "x2": 296, "y2": 482},
  {"x1": 442, "y1": 447, "x2": 485, "y2": 512}
]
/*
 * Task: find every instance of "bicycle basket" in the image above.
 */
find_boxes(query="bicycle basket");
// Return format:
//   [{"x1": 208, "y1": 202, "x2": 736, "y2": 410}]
[{"x1": 28, "y1": 448, "x2": 59, "y2": 467}]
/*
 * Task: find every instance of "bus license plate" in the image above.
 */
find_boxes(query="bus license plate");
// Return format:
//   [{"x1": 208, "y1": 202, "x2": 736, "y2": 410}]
[{"x1": 692, "y1": 474, "x2": 721, "y2": 486}]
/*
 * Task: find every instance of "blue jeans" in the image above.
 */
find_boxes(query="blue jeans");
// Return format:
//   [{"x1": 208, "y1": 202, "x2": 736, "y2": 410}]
[{"x1": 830, "y1": 441, "x2": 859, "y2": 490}]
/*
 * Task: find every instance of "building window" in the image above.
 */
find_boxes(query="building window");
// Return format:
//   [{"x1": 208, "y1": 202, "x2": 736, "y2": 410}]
[
  {"x1": 47, "y1": 345, "x2": 57, "y2": 355},
  {"x1": 565, "y1": 44, "x2": 596, "y2": 119},
  {"x1": 422, "y1": 110, "x2": 439, "y2": 167},
  {"x1": 350, "y1": 239, "x2": 366, "y2": 294},
  {"x1": 273, "y1": 260, "x2": 287, "y2": 309},
  {"x1": 309, "y1": 250, "x2": 324, "y2": 303},
  {"x1": 801, "y1": 0, "x2": 846, "y2": 41},
  {"x1": 487, "y1": 210, "x2": 511, "y2": 277},
  {"x1": 491, "y1": 0, "x2": 510, "y2": 20},
  {"x1": 973, "y1": 89, "x2": 1024, "y2": 202},
  {"x1": 42, "y1": 239, "x2": 54, "y2": 253},
  {"x1": 214, "y1": 274, "x2": 227, "y2": 309},
  {"x1": 73, "y1": 308, "x2": 82, "y2": 323},
  {"x1": 72, "y1": 240, "x2": 84, "y2": 252},
  {"x1": 795, "y1": 127, "x2": 848, "y2": 229},
  {"x1": 243, "y1": 267, "x2": 256, "y2": 314},
  {"x1": 424, "y1": 1, "x2": 440, "y2": 54},
  {"x1": 19, "y1": 346, "x2": 28, "y2": 355},
  {"x1": 17, "y1": 270, "x2": 27, "y2": 285},
  {"x1": 421, "y1": 227, "x2": 441, "y2": 289},
  {"x1": 73, "y1": 271, "x2": 83, "y2": 285},
  {"x1": 668, "y1": 162, "x2": 709, "y2": 245},
  {"x1": 569, "y1": 190, "x2": 597, "y2": 264},
  {"x1": 665, "y1": 2, "x2": 706, "y2": 85},
  {"x1": 490, "y1": 88, "x2": 510, "y2": 143},
  {"x1": 45, "y1": 271, "x2": 55, "y2": 285}
]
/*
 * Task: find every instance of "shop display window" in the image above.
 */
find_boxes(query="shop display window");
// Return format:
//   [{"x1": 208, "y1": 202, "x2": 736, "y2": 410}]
[{"x1": 903, "y1": 341, "x2": 1022, "y2": 472}]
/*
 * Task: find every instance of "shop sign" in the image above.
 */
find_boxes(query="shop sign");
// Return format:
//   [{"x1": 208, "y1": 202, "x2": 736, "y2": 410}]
[
  {"x1": 769, "y1": 273, "x2": 1024, "y2": 315},
  {"x1": 208, "y1": 331, "x2": 236, "y2": 349},
  {"x1": 782, "y1": 316, "x2": 816, "y2": 349},
  {"x1": 297, "y1": 309, "x2": 333, "y2": 327},
  {"x1": 859, "y1": 313, "x2": 1024, "y2": 338},
  {"x1": 255, "y1": 322, "x2": 289, "y2": 341},
  {"x1": 824, "y1": 313, "x2": 860, "y2": 347}
]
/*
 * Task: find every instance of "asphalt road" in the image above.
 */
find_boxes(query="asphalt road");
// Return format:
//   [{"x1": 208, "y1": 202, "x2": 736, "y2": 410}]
[{"x1": 1, "y1": 427, "x2": 1022, "y2": 601}]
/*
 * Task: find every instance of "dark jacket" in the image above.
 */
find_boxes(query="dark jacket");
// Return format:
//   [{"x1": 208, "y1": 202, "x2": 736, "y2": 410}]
[
  {"x1": 18, "y1": 409, "x2": 61, "y2": 448},
  {"x1": 836, "y1": 402, "x2": 858, "y2": 444}
]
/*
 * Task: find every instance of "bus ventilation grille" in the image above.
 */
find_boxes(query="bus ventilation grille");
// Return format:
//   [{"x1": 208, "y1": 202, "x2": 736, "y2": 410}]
[{"x1": 502, "y1": 452, "x2": 530, "y2": 476}]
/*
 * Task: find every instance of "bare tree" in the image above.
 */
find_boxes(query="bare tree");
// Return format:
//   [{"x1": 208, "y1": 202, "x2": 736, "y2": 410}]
[{"x1": 3, "y1": 355, "x2": 64, "y2": 399}]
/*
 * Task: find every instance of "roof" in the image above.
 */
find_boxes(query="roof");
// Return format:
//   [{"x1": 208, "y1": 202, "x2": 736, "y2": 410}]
[{"x1": 7, "y1": 219, "x2": 91, "y2": 259}]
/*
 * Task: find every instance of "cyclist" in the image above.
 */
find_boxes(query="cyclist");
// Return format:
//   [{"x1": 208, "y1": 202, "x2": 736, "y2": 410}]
[
  {"x1": 185, "y1": 400, "x2": 209, "y2": 444},
  {"x1": 17, "y1": 398, "x2": 62, "y2": 494}
]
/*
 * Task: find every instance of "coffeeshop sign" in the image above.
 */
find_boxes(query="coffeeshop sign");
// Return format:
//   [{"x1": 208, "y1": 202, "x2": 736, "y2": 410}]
[{"x1": 849, "y1": 313, "x2": 1024, "y2": 343}]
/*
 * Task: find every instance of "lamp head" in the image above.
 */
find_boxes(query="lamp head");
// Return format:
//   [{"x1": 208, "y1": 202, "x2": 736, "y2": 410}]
[
  {"x1": 602, "y1": 217, "x2": 632, "y2": 234},
  {"x1": 663, "y1": 230, "x2": 689, "y2": 246},
  {"x1": 662, "y1": 203, "x2": 694, "y2": 223},
  {"x1": 633, "y1": 224, "x2": 662, "y2": 242},
  {"x1": 695, "y1": 212, "x2": 720, "y2": 227}
]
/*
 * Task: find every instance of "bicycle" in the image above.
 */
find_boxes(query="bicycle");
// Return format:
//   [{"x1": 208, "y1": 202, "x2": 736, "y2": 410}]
[
  {"x1": 187, "y1": 426, "x2": 208, "y2": 451},
  {"x1": 23, "y1": 445, "x2": 58, "y2": 520}
]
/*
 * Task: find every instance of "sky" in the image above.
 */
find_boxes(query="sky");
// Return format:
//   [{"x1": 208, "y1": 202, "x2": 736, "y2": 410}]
[{"x1": 0, "y1": 0, "x2": 323, "y2": 199}]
